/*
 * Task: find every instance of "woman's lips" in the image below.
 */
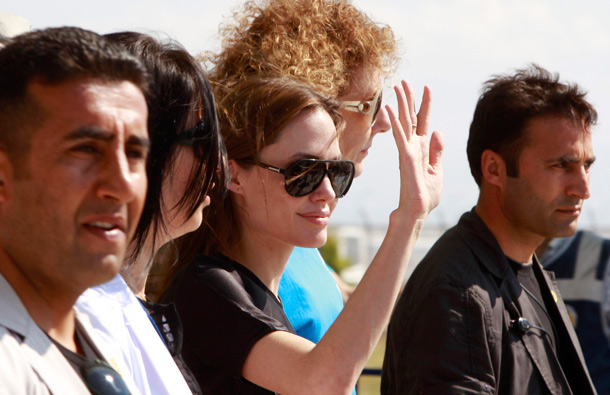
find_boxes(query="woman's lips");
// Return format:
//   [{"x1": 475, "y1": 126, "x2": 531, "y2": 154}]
[{"x1": 298, "y1": 211, "x2": 330, "y2": 226}]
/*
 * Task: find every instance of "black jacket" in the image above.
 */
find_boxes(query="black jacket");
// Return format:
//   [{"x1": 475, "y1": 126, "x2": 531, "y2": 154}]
[{"x1": 381, "y1": 210, "x2": 596, "y2": 395}]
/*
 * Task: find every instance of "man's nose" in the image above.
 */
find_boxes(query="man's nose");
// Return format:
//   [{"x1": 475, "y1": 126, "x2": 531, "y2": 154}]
[{"x1": 96, "y1": 150, "x2": 142, "y2": 203}]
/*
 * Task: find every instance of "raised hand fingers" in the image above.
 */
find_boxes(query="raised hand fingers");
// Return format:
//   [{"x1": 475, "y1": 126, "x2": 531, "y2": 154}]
[
  {"x1": 429, "y1": 130, "x2": 444, "y2": 172},
  {"x1": 393, "y1": 82, "x2": 415, "y2": 141},
  {"x1": 388, "y1": 81, "x2": 434, "y2": 150},
  {"x1": 385, "y1": 104, "x2": 408, "y2": 154},
  {"x1": 387, "y1": 80, "x2": 443, "y2": 217},
  {"x1": 417, "y1": 86, "x2": 432, "y2": 137},
  {"x1": 403, "y1": 80, "x2": 418, "y2": 131}
]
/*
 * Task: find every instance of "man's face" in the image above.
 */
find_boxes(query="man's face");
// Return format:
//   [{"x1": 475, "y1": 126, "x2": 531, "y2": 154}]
[
  {"x1": 0, "y1": 78, "x2": 149, "y2": 294},
  {"x1": 501, "y1": 115, "x2": 594, "y2": 241},
  {"x1": 339, "y1": 66, "x2": 391, "y2": 177}
]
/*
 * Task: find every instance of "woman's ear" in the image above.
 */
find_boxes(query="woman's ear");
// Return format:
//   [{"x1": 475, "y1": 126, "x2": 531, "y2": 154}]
[
  {"x1": 480, "y1": 149, "x2": 506, "y2": 188},
  {"x1": 227, "y1": 159, "x2": 244, "y2": 195}
]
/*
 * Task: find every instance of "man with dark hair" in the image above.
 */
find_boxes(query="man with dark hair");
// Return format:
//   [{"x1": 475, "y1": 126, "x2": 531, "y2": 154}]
[
  {"x1": 0, "y1": 27, "x2": 150, "y2": 393},
  {"x1": 382, "y1": 65, "x2": 597, "y2": 394}
]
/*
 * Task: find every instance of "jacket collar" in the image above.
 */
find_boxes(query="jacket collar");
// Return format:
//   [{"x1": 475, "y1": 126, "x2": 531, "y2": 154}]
[
  {"x1": 456, "y1": 210, "x2": 527, "y2": 321},
  {"x1": 456, "y1": 209, "x2": 512, "y2": 281},
  {"x1": 0, "y1": 272, "x2": 34, "y2": 338},
  {"x1": 0, "y1": 273, "x2": 141, "y2": 394},
  {"x1": 0, "y1": 272, "x2": 91, "y2": 393}
]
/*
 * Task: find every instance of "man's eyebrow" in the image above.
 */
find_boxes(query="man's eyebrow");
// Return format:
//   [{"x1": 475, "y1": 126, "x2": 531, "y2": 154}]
[
  {"x1": 64, "y1": 126, "x2": 150, "y2": 150},
  {"x1": 126, "y1": 135, "x2": 150, "y2": 151},
  {"x1": 64, "y1": 126, "x2": 113, "y2": 141},
  {"x1": 545, "y1": 155, "x2": 597, "y2": 165}
]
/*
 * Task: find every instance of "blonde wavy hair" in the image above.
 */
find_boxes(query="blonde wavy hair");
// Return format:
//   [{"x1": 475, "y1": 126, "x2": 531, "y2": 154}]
[{"x1": 207, "y1": 0, "x2": 398, "y2": 100}]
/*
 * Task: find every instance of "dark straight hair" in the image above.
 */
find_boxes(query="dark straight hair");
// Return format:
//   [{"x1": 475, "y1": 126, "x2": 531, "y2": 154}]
[{"x1": 104, "y1": 32, "x2": 228, "y2": 269}]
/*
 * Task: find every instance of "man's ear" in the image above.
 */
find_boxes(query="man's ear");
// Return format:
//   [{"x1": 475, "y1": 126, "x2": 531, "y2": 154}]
[
  {"x1": 227, "y1": 159, "x2": 245, "y2": 196},
  {"x1": 480, "y1": 149, "x2": 506, "y2": 188}
]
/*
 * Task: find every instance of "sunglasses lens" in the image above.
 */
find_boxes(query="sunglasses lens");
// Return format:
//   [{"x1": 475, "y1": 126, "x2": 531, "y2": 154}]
[
  {"x1": 284, "y1": 160, "x2": 354, "y2": 198},
  {"x1": 285, "y1": 160, "x2": 326, "y2": 197},
  {"x1": 370, "y1": 91, "x2": 383, "y2": 125},
  {"x1": 328, "y1": 161, "x2": 355, "y2": 197},
  {"x1": 179, "y1": 120, "x2": 212, "y2": 159},
  {"x1": 374, "y1": 92, "x2": 383, "y2": 117}
]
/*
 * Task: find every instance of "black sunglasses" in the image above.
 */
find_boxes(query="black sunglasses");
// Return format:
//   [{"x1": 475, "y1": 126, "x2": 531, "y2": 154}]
[
  {"x1": 83, "y1": 359, "x2": 131, "y2": 395},
  {"x1": 255, "y1": 159, "x2": 355, "y2": 198},
  {"x1": 178, "y1": 119, "x2": 211, "y2": 159}
]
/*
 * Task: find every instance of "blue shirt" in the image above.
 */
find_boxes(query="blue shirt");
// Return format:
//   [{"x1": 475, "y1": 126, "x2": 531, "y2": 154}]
[
  {"x1": 279, "y1": 247, "x2": 360, "y2": 394},
  {"x1": 279, "y1": 247, "x2": 344, "y2": 343}
]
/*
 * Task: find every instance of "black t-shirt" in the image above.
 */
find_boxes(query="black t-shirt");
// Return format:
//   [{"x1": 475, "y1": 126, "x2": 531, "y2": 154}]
[
  {"x1": 139, "y1": 299, "x2": 202, "y2": 395},
  {"x1": 173, "y1": 253, "x2": 295, "y2": 394},
  {"x1": 508, "y1": 258, "x2": 557, "y2": 353},
  {"x1": 508, "y1": 257, "x2": 582, "y2": 393}
]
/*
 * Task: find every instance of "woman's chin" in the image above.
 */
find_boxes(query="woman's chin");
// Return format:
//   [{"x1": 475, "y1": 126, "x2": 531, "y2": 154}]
[
  {"x1": 168, "y1": 214, "x2": 204, "y2": 241},
  {"x1": 296, "y1": 232, "x2": 328, "y2": 249}
]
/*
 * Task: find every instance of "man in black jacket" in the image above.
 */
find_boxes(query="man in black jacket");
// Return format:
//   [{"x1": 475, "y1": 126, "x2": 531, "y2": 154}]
[{"x1": 382, "y1": 65, "x2": 597, "y2": 395}]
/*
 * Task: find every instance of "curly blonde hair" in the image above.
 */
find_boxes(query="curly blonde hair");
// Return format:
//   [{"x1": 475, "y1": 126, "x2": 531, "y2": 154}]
[{"x1": 207, "y1": 0, "x2": 398, "y2": 100}]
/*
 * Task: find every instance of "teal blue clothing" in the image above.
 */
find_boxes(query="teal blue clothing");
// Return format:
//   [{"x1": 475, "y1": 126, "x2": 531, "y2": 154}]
[
  {"x1": 279, "y1": 247, "x2": 344, "y2": 343},
  {"x1": 279, "y1": 247, "x2": 357, "y2": 394}
]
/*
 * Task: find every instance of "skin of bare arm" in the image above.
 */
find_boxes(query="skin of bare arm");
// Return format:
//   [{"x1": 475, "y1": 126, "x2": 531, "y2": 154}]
[
  {"x1": 241, "y1": 80, "x2": 444, "y2": 395},
  {"x1": 331, "y1": 271, "x2": 354, "y2": 304}
]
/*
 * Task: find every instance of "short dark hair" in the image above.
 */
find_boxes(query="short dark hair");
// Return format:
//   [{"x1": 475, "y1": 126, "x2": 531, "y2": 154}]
[
  {"x1": 467, "y1": 64, "x2": 597, "y2": 186},
  {"x1": 104, "y1": 32, "x2": 228, "y2": 269},
  {"x1": 0, "y1": 27, "x2": 149, "y2": 160}
]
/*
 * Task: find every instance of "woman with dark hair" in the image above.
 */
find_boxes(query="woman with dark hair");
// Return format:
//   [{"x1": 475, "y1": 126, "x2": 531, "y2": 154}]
[
  {"x1": 76, "y1": 32, "x2": 226, "y2": 395},
  {"x1": 170, "y1": 75, "x2": 443, "y2": 394}
]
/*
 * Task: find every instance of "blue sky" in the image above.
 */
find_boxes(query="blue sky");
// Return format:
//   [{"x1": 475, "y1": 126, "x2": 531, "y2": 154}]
[{"x1": 6, "y1": 0, "x2": 610, "y2": 230}]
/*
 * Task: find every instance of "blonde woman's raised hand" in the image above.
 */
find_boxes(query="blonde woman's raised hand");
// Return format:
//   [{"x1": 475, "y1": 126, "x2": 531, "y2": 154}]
[{"x1": 385, "y1": 80, "x2": 444, "y2": 220}]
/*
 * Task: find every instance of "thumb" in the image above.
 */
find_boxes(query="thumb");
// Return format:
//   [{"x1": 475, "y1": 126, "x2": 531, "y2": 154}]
[{"x1": 429, "y1": 130, "x2": 444, "y2": 171}]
